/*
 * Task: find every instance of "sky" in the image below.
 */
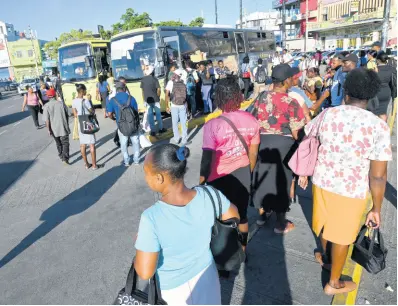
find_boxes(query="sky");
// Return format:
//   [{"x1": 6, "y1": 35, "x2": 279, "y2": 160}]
[{"x1": 1, "y1": 0, "x2": 273, "y2": 41}]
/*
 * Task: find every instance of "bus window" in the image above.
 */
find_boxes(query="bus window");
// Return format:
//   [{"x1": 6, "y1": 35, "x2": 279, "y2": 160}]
[
  {"x1": 247, "y1": 32, "x2": 264, "y2": 52},
  {"x1": 206, "y1": 31, "x2": 235, "y2": 57},
  {"x1": 235, "y1": 32, "x2": 245, "y2": 54}
]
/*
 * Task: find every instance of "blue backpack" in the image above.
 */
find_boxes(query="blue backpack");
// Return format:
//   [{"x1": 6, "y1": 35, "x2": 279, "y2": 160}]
[{"x1": 186, "y1": 72, "x2": 196, "y2": 96}]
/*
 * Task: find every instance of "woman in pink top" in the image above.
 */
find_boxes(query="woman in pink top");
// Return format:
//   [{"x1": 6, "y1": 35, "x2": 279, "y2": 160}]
[
  {"x1": 21, "y1": 85, "x2": 44, "y2": 129},
  {"x1": 200, "y1": 77, "x2": 260, "y2": 264}
]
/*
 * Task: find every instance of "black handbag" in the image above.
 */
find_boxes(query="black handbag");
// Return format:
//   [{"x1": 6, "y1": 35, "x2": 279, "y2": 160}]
[
  {"x1": 198, "y1": 185, "x2": 246, "y2": 271},
  {"x1": 114, "y1": 263, "x2": 167, "y2": 305},
  {"x1": 351, "y1": 226, "x2": 387, "y2": 275},
  {"x1": 78, "y1": 99, "x2": 100, "y2": 134}
]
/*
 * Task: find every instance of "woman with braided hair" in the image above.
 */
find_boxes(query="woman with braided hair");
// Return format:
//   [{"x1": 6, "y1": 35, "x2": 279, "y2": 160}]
[{"x1": 200, "y1": 77, "x2": 260, "y2": 270}]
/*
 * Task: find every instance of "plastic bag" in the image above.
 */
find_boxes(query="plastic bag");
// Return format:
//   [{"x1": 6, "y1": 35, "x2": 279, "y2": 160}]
[{"x1": 73, "y1": 117, "x2": 79, "y2": 140}]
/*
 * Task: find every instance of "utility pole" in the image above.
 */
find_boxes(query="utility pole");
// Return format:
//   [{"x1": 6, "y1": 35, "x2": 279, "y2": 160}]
[
  {"x1": 282, "y1": 0, "x2": 286, "y2": 48},
  {"x1": 240, "y1": 0, "x2": 243, "y2": 29},
  {"x1": 381, "y1": 0, "x2": 391, "y2": 50},
  {"x1": 305, "y1": 0, "x2": 309, "y2": 52},
  {"x1": 28, "y1": 25, "x2": 40, "y2": 78},
  {"x1": 215, "y1": 0, "x2": 218, "y2": 24}
]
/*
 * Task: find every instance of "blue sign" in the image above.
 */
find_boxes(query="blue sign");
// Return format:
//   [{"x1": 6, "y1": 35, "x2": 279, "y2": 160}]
[{"x1": 42, "y1": 60, "x2": 57, "y2": 68}]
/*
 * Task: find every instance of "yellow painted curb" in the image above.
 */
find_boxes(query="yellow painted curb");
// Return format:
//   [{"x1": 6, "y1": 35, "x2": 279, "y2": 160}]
[
  {"x1": 388, "y1": 98, "x2": 397, "y2": 135},
  {"x1": 147, "y1": 99, "x2": 254, "y2": 143},
  {"x1": 331, "y1": 196, "x2": 373, "y2": 305}
]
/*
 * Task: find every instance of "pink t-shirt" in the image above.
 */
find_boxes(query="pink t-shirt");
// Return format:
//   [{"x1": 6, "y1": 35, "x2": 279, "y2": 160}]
[
  {"x1": 203, "y1": 110, "x2": 260, "y2": 182},
  {"x1": 26, "y1": 92, "x2": 39, "y2": 106}
]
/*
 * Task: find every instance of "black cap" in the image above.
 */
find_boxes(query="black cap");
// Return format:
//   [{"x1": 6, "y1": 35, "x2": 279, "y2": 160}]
[
  {"x1": 372, "y1": 41, "x2": 381, "y2": 48},
  {"x1": 271, "y1": 64, "x2": 295, "y2": 83},
  {"x1": 115, "y1": 81, "x2": 126, "y2": 90},
  {"x1": 291, "y1": 67, "x2": 300, "y2": 76},
  {"x1": 342, "y1": 53, "x2": 359, "y2": 64}
]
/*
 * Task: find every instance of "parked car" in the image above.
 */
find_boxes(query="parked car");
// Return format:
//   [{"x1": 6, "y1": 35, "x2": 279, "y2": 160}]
[
  {"x1": 9, "y1": 81, "x2": 18, "y2": 90},
  {"x1": 18, "y1": 78, "x2": 40, "y2": 96}
]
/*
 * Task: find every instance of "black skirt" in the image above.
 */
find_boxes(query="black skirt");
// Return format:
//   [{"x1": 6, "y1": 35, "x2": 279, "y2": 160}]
[
  {"x1": 252, "y1": 134, "x2": 296, "y2": 213},
  {"x1": 208, "y1": 165, "x2": 251, "y2": 224}
]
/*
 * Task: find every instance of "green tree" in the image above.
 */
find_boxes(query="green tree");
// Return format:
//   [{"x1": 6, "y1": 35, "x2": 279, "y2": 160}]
[
  {"x1": 43, "y1": 29, "x2": 94, "y2": 60},
  {"x1": 189, "y1": 17, "x2": 205, "y2": 27},
  {"x1": 111, "y1": 8, "x2": 152, "y2": 35},
  {"x1": 155, "y1": 20, "x2": 185, "y2": 27}
]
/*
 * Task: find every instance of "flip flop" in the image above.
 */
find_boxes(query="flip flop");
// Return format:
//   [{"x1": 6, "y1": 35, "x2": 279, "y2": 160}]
[
  {"x1": 92, "y1": 164, "x2": 104, "y2": 170},
  {"x1": 85, "y1": 163, "x2": 92, "y2": 170},
  {"x1": 324, "y1": 281, "x2": 357, "y2": 296}
]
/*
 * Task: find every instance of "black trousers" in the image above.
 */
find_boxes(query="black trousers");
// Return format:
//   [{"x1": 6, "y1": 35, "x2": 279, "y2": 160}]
[
  {"x1": 243, "y1": 78, "x2": 251, "y2": 100},
  {"x1": 27, "y1": 105, "x2": 40, "y2": 127},
  {"x1": 53, "y1": 135, "x2": 70, "y2": 161},
  {"x1": 114, "y1": 128, "x2": 119, "y2": 143}
]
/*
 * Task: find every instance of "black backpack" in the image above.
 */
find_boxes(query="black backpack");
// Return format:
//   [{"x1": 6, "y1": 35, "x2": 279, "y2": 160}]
[
  {"x1": 255, "y1": 65, "x2": 267, "y2": 84},
  {"x1": 171, "y1": 80, "x2": 187, "y2": 105},
  {"x1": 113, "y1": 96, "x2": 140, "y2": 136}
]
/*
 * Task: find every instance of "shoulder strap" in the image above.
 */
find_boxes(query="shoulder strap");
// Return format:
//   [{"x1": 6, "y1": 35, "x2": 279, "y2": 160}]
[
  {"x1": 196, "y1": 186, "x2": 218, "y2": 222},
  {"x1": 112, "y1": 97, "x2": 122, "y2": 108},
  {"x1": 219, "y1": 116, "x2": 249, "y2": 156},
  {"x1": 80, "y1": 98, "x2": 86, "y2": 115},
  {"x1": 126, "y1": 95, "x2": 132, "y2": 106}
]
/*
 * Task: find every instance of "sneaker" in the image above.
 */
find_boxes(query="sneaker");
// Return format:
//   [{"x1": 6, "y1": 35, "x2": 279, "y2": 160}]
[
  {"x1": 159, "y1": 128, "x2": 167, "y2": 134},
  {"x1": 62, "y1": 160, "x2": 70, "y2": 166},
  {"x1": 256, "y1": 210, "x2": 273, "y2": 226}
]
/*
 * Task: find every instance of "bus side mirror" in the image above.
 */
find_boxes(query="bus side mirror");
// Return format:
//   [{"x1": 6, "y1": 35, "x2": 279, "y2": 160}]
[{"x1": 156, "y1": 48, "x2": 164, "y2": 62}]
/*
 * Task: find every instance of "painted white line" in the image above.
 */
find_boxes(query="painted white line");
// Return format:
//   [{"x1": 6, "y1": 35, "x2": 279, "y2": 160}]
[
  {"x1": 0, "y1": 130, "x2": 7, "y2": 136},
  {"x1": 13, "y1": 121, "x2": 21, "y2": 127}
]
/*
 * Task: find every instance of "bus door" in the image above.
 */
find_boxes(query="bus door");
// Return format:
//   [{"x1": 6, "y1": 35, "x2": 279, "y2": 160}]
[
  {"x1": 162, "y1": 34, "x2": 181, "y2": 67},
  {"x1": 234, "y1": 32, "x2": 246, "y2": 55}
]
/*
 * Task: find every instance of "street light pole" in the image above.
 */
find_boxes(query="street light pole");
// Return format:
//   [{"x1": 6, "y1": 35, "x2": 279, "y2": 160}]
[
  {"x1": 381, "y1": 0, "x2": 391, "y2": 50},
  {"x1": 215, "y1": 0, "x2": 218, "y2": 24},
  {"x1": 282, "y1": 0, "x2": 286, "y2": 48},
  {"x1": 28, "y1": 25, "x2": 40, "y2": 78},
  {"x1": 305, "y1": 0, "x2": 309, "y2": 52},
  {"x1": 240, "y1": 0, "x2": 243, "y2": 29}
]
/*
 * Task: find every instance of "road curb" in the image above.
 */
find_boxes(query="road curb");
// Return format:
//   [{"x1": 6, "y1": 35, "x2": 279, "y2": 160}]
[
  {"x1": 146, "y1": 99, "x2": 254, "y2": 143},
  {"x1": 331, "y1": 196, "x2": 373, "y2": 305}
]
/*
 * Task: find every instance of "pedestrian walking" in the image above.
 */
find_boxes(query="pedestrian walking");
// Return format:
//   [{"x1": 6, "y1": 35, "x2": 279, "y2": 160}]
[
  {"x1": 134, "y1": 144, "x2": 239, "y2": 304},
  {"x1": 282, "y1": 49, "x2": 294, "y2": 66},
  {"x1": 43, "y1": 94, "x2": 70, "y2": 165},
  {"x1": 72, "y1": 84, "x2": 101, "y2": 170},
  {"x1": 272, "y1": 51, "x2": 282, "y2": 68},
  {"x1": 107, "y1": 82, "x2": 141, "y2": 166},
  {"x1": 240, "y1": 55, "x2": 252, "y2": 100},
  {"x1": 21, "y1": 85, "x2": 44, "y2": 129},
  {"x1": 374, "y1": 51, "x2": 397, "y2": 122},
  {"x1": 298, "y1": 68, "x2": 391, "y2": 295},
  {"x1": 251, "y1": 64, "x2": 305, "y2": 234},
  {"x1": 96, "y1": 75, "x2": 110, "y2": 118},
  {"x1": 198, "y1": 62, "x2": 214, "y2": 114},
  {"x1": 252, "y1": 58, "x2": 268, "y2": 98},
  {"x1": 140, "y1": 66, "x2": 166, "y2": 136},
  {"x1": 165, "y1": 71, "x2": 189, "y2": 145},
  {"x1": 200, "y1": 77, "x2": 260, "y2": 267},
  {"x1": 184, "y1": 60, "x2": 200, "y2": 118}
]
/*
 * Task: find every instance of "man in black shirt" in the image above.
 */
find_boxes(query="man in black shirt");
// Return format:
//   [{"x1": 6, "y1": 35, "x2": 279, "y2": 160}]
[{"x1": 140, "y1": 66, "x2": 166, "y2": 136}]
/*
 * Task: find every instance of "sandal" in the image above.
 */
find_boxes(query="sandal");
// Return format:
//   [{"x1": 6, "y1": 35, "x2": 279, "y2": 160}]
[
  {"x1": 274, "y1": 221, "x2": 295, "y2": 234},
  {"x1": 92, "y1": 164, "x2": 104, "y2": 170},
  {"x1": 314, "y1": 251, "x2": 331, "y2": 271},
  {"x1": 324, "y1": 281, "x2": 357, "y2": 296},
  {"x1": 85, "y1": 163, "x2": 92, "y2": 170}
]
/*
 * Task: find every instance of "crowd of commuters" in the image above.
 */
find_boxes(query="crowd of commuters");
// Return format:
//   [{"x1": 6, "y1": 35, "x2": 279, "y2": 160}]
[{"x1": 18, "y1": 41, "x2": 396, "y2": 304}]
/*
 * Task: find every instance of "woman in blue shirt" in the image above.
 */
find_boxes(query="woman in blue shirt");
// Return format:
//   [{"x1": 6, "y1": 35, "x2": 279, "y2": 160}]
[
  {"x1": 134, "y1": 144, "x2": 240, "y2": 305},
  {"x1": 96, "y1": 75, "x2": 110, "y2": 118}
]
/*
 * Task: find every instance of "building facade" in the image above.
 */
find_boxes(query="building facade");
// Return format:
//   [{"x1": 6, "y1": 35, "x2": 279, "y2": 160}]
[
  {"x1": 236, "y1": 11, "x2": 282, "y2": 43},
  {"x1": 8, "y1": 38, "x2": 45, "y2": 81},
  {"x1": 273, "y1": 0, "x2": 319, "y2": 50},
  {"x1": 308, "y1": 0, "x2": 397, "y2": 50},
  {"x1": 0, "y1": 21, "x2": 20, "y2": 80}
]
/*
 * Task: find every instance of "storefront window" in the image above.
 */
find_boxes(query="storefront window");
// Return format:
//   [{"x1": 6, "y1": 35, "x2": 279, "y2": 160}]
[
  {"x1": 337, "y1": 39, "x2": 343, "y2": 49},
  {"x1": 349, "y1": 38, "x2": 356, "y2": 48}
]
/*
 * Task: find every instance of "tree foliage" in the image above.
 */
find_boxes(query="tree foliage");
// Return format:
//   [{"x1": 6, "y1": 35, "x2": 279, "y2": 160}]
[
  {"x1": 188, "y1": 17, "x2": 205, "y2": 27},
  {"x1": 155, "y1": 20, "x2": 185, "y2": 27},
  {"x1": 111, "y1": 8, "x2": 152, "y2": 35},
  {"x1": 43, "y1": 29, "x2": 94, "y2": 60}
]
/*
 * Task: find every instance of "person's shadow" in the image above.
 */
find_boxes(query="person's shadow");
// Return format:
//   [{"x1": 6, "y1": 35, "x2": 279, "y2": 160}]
[{"x1": 0, "y1": 165, "x2": 127, "y2": 269}]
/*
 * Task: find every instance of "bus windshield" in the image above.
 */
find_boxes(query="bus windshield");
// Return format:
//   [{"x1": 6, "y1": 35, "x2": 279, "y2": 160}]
[
  {"x1": 59, "y1": 43, "x2": 96, "y2": 81},
  {"x1": 111, "y1": 32, "x2": 159, "y2": 81}
]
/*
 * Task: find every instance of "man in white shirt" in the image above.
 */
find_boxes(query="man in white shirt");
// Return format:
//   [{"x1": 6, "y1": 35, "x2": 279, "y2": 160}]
[
  {"x1": 272, "y1": 51, "x2": 282, "y2": 67},
  {"x1": 282, "y1": 49, "x2": 294, "y2": 66}
]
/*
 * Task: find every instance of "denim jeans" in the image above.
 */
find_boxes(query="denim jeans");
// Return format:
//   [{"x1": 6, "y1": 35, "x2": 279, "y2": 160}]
[
  {"x1": 147, "y1": 103, "x2": 163, "y2": 132},
  {"x1": 118, "y1": 130, "x2": 140, "y2": 165},
  {"x1": 201, "y1": 85, "x2": 213, "y2": 113},
  {"x1": 171, "y1": 105, "x2": 188, "y2": 144},
  {"x1": 187, "y1": 93, "x2": 196, "y2": 116}
]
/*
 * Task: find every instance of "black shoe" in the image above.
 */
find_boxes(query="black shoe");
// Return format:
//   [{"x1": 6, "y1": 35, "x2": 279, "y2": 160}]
[
  {"x1": 218, "y1": 270, "x2": 230, "y2": 278},
  {"x1": 159, "y1": 128, "x2": 167, "y2": 134},
  {"x1": 114, "y1": 141, "x2": 120, "y2": 148},
  {"x1": 150, "y1": 132, "x2": 156, "y2": 137}
]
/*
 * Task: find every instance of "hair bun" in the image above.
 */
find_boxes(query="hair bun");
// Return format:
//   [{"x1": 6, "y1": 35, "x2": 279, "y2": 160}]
[{"x1": 176, "y1": 146, "x2": 190, "y2": 161}]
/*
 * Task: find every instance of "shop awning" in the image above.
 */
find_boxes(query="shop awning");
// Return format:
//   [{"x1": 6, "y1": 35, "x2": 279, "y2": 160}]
[{"x1": 388, "y1": 37, "x2": 397, "y2": 46}]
